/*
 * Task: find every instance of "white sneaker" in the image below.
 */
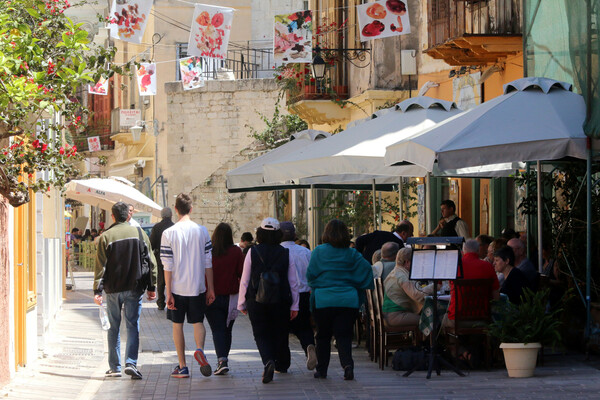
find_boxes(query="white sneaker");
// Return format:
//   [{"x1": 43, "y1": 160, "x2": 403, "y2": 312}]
[{"x1": 306, "y1": 344, "x2": 317, "y2": 370}]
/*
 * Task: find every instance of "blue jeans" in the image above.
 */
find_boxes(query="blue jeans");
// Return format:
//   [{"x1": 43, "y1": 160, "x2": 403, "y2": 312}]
[
  {"x1": 205, "y1": 295, "x2": 235, "y2": 360},
  {"x1": 105, "y1": 290, "x2": 143, "y2": 371}
]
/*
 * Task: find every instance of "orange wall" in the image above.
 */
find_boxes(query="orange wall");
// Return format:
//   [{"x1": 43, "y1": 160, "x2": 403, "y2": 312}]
[{"x1": 418, "y1": 53, "x2": 524, "y2": 103}]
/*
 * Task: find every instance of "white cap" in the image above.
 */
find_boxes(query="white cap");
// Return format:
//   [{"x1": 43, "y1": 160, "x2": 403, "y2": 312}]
[{"x1": 260, "y1": 217, "x2": 280, "y2": 231}]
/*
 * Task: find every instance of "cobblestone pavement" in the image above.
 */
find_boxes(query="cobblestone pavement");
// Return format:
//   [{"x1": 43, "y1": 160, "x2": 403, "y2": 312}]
[{"x1": 3, "y1": 272, "x2": 600, "y2": 400}]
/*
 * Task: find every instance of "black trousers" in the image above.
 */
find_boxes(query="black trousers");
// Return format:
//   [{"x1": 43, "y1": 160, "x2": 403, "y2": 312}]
[
  {"x1": 156, "y1": 261, "x2": 166, "y2": 308},
  {"x1": 313, "y1": 307, "x2": 358, "y2": 375},
  {"x1": 246, "y1": 300, "x2": 291, "y2": 370},
  {"x1": 289, "y1": 292, "x2": 315, "y2": 353},
  {"x1": 205, "y1": 295, "x2": 235, "y2": 360}
]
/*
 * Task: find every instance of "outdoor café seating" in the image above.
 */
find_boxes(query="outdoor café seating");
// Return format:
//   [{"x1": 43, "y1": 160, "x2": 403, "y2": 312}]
[{"x1": 372, "y1": 278, "x2": 419, "y2": 370}]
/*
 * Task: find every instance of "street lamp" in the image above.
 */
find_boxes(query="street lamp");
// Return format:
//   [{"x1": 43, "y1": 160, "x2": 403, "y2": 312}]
[
  {"x1": 309, "y1": 45, "x2": 371, "y2": 82},
  {"x1": 130, "y1": 120, "x2": 159, "y2": 142},
  {"x1": 130, "y1": 121, "x2": 144, "y2": 142},
  {"x1": 310, "y1": 46, "x2": 327, "y2": 81}
]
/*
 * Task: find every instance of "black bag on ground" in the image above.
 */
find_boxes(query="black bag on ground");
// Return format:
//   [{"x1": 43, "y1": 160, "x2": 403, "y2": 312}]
[{"x1": 392, "y1": 347, "x2": 428, "y2": 371}]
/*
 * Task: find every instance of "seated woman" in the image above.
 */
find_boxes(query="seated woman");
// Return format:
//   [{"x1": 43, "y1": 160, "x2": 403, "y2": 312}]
[
  {"x1": 493, "y1": 246, "x2": 530, "y2": 305},
  {"x1": 382, "y1": 248, "x2": 432, "y2": 329}
]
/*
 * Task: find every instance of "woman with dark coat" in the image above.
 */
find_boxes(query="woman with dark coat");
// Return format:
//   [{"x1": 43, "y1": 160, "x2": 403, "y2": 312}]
[
  {"x1": 205, "y1": 222, "x2": 244, "y2": 375},
  {"x1": 237, "y1": 217, "x2": 299, "y2": 384},
  {"x1": 307, "y1": 219, "x2": 374, "y2": 381}
]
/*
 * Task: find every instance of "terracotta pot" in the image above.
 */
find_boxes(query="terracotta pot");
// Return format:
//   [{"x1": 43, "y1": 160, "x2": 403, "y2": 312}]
[{"x1": 500, "y1": 342, "x2": 541, "y2": 378}]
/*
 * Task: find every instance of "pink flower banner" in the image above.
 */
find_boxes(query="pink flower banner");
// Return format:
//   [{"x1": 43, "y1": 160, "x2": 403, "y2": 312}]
[
  {"x1": 88, "y1": 77, "x2": 108, "y2": 95},
  {"x1": 179, "y1": 57, "x2": 205, "y2": 91},
  {"x1": 274, "y1": 11, "x2": 313, "y2": 64},
  {"x1": 109, "y1": 0, "x2": 152, "y2": 44},
  {"x1": 357, "y1": 0, "x2": 411, "y2": 42},
  {"x1": 136, "y1": 63, "x2": 156, "y2": 96},
  {"x1": 188, "y1": 4, "x2": 233, "y2": 60},
  {"x1": 87, "y1": 136, "x2": 102, "y2": 152}
]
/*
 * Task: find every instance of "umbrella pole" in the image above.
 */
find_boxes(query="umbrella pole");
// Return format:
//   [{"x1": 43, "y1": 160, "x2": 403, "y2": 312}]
[
  {"x1": 537, "y1": 161, "x2": 543, "y2": 273},
  {"x1": 372, "y1": 180, "x2": 377, "y2": 230},
  {"x1": 586, "y1": 139, "x2": 592, "y2": 339},
  {"x1": 398, "y1": 177, "x2": 404, "y2": 220}
]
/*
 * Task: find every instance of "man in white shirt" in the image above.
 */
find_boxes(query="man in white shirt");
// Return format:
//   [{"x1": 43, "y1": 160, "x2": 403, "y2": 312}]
[
  {"x1": 161, "y1": 193, "x2": 215, "y2": 379},
  {"x1": 127, "y1": 204, "x2": 141, "y2": 227},
  {"x1": 279, "y1": 221, "x2": 317, "y2": 371}
]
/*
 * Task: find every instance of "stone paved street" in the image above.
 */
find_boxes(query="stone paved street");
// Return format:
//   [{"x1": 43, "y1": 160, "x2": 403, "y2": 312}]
[{"x1": 3, "y1": 272, "x2": 600, "y2": 400}]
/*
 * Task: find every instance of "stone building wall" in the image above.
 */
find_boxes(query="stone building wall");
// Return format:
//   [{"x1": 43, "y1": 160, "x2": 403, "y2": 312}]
[{"x1": 165, "y1": 79, "x2": 281, "y2": 235}]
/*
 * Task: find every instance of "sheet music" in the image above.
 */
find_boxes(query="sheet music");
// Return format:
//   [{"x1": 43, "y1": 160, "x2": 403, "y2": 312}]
[
  {"x1": 410, "y1": 250, "x2": 435, "y2": 280},
  {"x1": 434, "y1": 250, "x2": 459, "y2": 279}
]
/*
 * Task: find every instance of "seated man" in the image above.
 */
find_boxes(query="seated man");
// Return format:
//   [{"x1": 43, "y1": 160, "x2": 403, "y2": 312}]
[
  {"x1": 382, "y1": 248, "x2": 432, "y2": 329},
  {"x1": 372, "y1": 242, "x2": 400, "y2": 281},
  {"x1": 444, "y1": 239, "x2": 500, "y2": 329},
  {"x1": 507, "y1": 238, "x2": 538, "y2": 290}
]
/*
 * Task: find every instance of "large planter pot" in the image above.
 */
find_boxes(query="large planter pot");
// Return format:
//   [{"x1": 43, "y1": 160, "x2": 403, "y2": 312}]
[{"x1": 500, "y1": 342, "x2": 541, "y2": 378}]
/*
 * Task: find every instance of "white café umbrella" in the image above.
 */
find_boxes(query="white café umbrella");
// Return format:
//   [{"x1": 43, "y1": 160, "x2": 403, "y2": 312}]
[
  {"x1": 263, "y1": 97, "x2": 462, "y2": 184},
  {"x1": 384, "y1": 77, "x2": 587, "y2": 171},
  {"x1": 226, "y1": 130, "x2": 329, "y2": 192},
  {"x1": 65, "y1": 178, "x2": 163, "y2": 217},
  {"x1": 384, "y1": 77, "x2": 588, "y2": 274}
]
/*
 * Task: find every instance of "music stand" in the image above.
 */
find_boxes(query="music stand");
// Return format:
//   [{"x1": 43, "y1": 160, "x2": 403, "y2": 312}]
[{"x1": 403, "y1": 236, "x2": 465, "y2": 379}]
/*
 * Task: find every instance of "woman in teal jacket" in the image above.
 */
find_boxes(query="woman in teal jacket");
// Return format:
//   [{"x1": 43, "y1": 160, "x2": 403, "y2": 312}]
[{"x1": 307, "y1": 219, "x2": 374, "y2": 380}]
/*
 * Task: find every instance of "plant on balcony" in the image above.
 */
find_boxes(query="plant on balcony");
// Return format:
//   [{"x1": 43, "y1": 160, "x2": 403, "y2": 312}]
[
  {"x1": 0, "y1": 0, "x2": 127, "y2": 207},
  {"x1": 246, "y1": 97, "x2": 308, "y2": 150}
]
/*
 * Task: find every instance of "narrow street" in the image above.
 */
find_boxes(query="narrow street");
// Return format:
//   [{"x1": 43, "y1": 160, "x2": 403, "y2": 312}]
[{"x1": 0, "y1": 272, "x2": 599, "y2": 400}]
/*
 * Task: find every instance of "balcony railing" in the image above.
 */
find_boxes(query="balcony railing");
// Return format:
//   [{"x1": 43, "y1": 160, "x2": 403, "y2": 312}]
[
  {"x1": 286, "y1": 61, "x2": 349, "y2": 105},
  {"x1": 427, "y1": 0, "x2": 522, "y2": 48}
]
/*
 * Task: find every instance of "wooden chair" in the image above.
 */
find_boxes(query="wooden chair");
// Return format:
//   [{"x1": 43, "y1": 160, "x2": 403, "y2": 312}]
[
  {"x1": 446, "y1": 278, "x2": 494, "y2": 368},
  {"x1": 373, "y1": 278, "x2": 419, "y2": 370},
  {"x1": 365, "y1": 288, "x2": 378, "y2": 362}
]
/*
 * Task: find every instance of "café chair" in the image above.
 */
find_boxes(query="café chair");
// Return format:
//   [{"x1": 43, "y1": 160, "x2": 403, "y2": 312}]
[
  {"x1": 365, "y1": 288, "x2": 378, "y2": 362},
  {"x1": 373, "y1": 278, "x2": 419, "y2": 370},
  {"x1": 446, "y1": 278, "x2": 493, "y2": 368}
]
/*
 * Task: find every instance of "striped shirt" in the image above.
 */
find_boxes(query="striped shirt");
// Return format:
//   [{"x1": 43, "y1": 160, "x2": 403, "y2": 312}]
[{"x1": 160, "y1": 220, "x2": 212, "y2": 296}]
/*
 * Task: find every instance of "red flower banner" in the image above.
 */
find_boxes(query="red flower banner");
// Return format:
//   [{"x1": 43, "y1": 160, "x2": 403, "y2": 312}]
[
  {"x1": 136, "y1": 63, "x2": 156, "y2": 96},
  {"x1": 88, "y1": 77, "x2": 108, "y2": 95},
  {"x1": 357, "y1": 0, "x2": 411, "y2": 42},
  {"x1": 188, "y1": 4, "x2": 233, "y2": 60},
  {"x1": 109, "y1": 0, "x2": 152, "y2": 44}
]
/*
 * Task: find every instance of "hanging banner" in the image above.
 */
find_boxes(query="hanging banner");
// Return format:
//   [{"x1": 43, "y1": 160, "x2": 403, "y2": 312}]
[
  {"x1": 87, "y1": 136, "x2": 102, "y2": 152},
  {"x1": 179, "y1": 56, "x2": 205, "y2": 90},
  {"x1": 88, "y1": 77, "x2": 109, "y2": 95},
  {"x1": 357, "y1": 0, "x2": 411, "y2": 42},
  {"x1": 188, "y1": 4, "x2": 234, "y2": 59},
  {"x1": 109, "y1": 0, "x2": 152, "y2": 44},
  {"x1": 274, "y1": 10, "x2": 313, "y2": 64},
  {"x1": 136, "y1": 63, "x2": 156, "y2": 96}
]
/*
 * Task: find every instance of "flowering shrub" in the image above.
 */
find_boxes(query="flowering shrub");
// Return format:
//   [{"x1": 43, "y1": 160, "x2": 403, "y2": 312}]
[{"x1": 0, "y1": 0, "x2": 121, "y2": 206}]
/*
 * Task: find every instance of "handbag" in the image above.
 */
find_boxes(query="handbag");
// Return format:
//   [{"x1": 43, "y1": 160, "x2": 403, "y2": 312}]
[
  {"x1": 253, "y1": 247, "x2": 282, "y2": 304},
  {"x1": 136, "y1": 227, "x2": 152, "y2": 291}
]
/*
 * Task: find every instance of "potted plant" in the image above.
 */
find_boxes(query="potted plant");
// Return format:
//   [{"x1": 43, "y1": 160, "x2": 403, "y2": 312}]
[{"x1": 487, "y1": 288, "x2": 563, "y2": 378}]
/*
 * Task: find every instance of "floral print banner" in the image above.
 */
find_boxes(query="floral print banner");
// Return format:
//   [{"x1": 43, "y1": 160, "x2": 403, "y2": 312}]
[
  {"x1": 274, "y1": 11, "x2": 312, "y2": 64},
  {"x1": 109, "y1": 0, "x2": 152, "y2": 44},
  {"x1": 136, "y1": 63, "x2": 156, "y2": 96},
  {"x1": 88, "y1": 77, "x2": 108, "y2": 95},
  {"x1": 179, "y1": 56, "x2": 205, "y2": 90},
  {"x1": 188, "y1": 4, "x2": 233, "y2": 60},
  {"x1": 87, "y1": 136, "x2": 102, "y2": 152},
  {"x1": 357, "y1": 0, "x2": 410, "y2": 42}
]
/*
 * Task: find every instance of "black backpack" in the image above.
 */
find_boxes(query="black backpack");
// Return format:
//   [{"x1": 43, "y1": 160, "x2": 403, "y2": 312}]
[{"x1": 253, "y1": 247, "x2": 285, "y2": 304}]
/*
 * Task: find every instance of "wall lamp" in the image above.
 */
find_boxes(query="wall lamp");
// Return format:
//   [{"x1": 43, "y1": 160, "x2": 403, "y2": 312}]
[{"x1": 130, "y1": 119, "x2": 159, "y2": 142}]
